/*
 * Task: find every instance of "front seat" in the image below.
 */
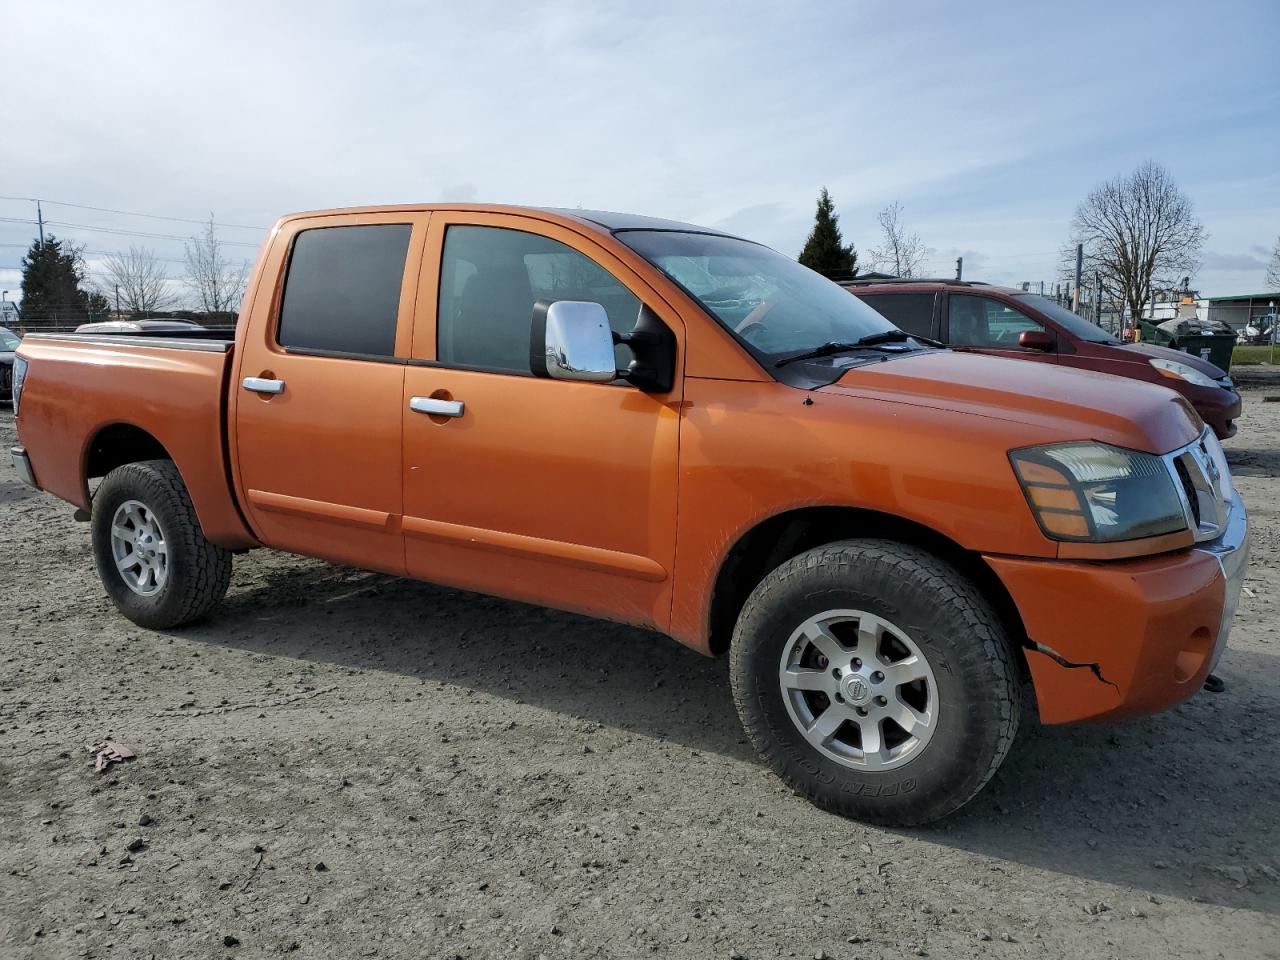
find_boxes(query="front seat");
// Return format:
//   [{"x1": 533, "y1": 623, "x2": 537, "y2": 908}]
[
  {"x1": 949, "y1": 300, "x2": 988, "y2": 346},
  {"x1": 451, "y1": 258, "x2": 535, "y2": 373}
]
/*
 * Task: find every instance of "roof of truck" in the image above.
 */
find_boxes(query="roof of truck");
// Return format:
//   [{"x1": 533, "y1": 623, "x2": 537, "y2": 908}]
[
  {"x1": 275, "y1": 204, "x2": 733, "y2": 238},
  {"x1": 539, "y1": 208, "x2": 731, "y2": 235}
]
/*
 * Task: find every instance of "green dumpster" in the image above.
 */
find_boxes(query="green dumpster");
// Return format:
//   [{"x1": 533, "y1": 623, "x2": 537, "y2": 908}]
[
  {"x1": 1170, "y1": 334, "x2": 1234, "y2": 373},
  {"x1": 1148, "y1": 318, "x2": 1236, "y2": 373}
]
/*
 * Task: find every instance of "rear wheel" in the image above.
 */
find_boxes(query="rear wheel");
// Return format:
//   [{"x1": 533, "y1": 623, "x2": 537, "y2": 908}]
[
  {"x1": 730, "y1": 539, "x2": 1020, "y2": 825},
  {"x1": 91, "y1": 460, "x2": 232, "y2": 629}
]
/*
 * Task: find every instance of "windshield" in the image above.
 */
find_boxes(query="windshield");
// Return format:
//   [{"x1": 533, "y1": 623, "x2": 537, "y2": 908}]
[
  {"x1": 0, "y1": 328, "x2": 19, "y2": 351},
  {"x1": 618, "y1": 231, "x2": 896, "y2": 358},
  {"x1": 1015, "y1": 294, "x2": 1118, "y2": 344}
]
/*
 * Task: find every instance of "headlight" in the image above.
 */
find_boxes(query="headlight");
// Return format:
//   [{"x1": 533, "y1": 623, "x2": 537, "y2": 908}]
[
  {"x1": 1149, "y1": 357, "x2": 1220, "y2": 389},
  {"x1": 1010, "y1": 442, "x2": 1187, "y2": 542},
  {"x1": 10, "y1": 355, "x2": 26, "y2": 418}
]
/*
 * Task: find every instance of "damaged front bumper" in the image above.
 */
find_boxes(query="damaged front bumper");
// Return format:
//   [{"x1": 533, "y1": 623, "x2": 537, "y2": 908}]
[{"x1": 985, "y1": 502, "x2": 1249, "y2": 724}]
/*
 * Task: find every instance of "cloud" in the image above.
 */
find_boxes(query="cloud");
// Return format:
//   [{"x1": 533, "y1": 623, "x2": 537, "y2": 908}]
[
  {"x1": 439, "y1": 183, "x2": 479, "y2": 203},
  {"x1": 1, "y1": 0, "x2": 1276, "y2": 300},
  {"x1": 1201, "y1": 250, "x2": 1267, "y2": 270}
]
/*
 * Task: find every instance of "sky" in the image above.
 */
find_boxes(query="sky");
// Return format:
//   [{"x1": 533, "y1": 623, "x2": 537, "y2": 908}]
[{"x1": 2, "y1": 0, "x2": 1278, "y2": 308}]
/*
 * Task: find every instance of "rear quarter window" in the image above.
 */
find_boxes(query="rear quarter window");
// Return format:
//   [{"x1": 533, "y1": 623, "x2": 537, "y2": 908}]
[{"x1": 277, "y1": 224, "x2": 412, "y2": 357}]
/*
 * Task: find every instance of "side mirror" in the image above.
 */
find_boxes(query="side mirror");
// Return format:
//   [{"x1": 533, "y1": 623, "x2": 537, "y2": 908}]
[
  {"x1": 1018, "y1": 330, "x2": 1054, "y2": 351},
  {"x1": 531, "y1": 301, "x2": 617, "y2": 383}
]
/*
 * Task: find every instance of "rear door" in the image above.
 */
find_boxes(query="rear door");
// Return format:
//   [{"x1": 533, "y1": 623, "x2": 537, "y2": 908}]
[
  {"x1": 232, "y1": 212, "x2": 429, "y2": 574},
  {"x1": 943, "y1": 293, "x2": 1059, "y2": 364},
  {"x1": 399, "y1": 212, "x2": 683, "y2": 628}
]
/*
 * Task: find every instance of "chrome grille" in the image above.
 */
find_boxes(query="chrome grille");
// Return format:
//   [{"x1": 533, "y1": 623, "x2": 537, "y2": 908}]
[
  {"x1": 1166, "y1": 431, "x2": 1232, "y2": 543},
  {"x1": 1173, "y1": 457, "x2": 1200, "y2": 527}
]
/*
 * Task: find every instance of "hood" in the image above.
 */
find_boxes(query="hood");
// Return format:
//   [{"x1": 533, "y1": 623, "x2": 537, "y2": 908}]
[
  {"x1": 0, "y1": 351, "x2": 14, "y2": 364},
  {"x1": 1119, "y1": 342, "x2": 1227, "y2": 379},
  {"x1": 826, "y1": 350, "x2": 1203, "y2": 455}
]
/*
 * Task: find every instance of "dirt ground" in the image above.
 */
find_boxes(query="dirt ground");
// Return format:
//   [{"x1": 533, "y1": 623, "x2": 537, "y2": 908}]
[{"x1": 1, "y1": 373, "x2": 1278, "y2": 960}]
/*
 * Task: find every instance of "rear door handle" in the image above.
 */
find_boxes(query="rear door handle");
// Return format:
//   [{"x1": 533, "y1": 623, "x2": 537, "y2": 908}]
[
  {"x1": 243, "y1": 377, "x2": 285, "y2": 395},
  {"x1": 410, "y1": 396, "x2": 465, "y2": 418}
]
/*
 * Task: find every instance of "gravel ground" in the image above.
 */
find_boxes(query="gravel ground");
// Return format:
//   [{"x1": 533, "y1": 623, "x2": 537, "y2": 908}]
[{"x1": 1, "y1": 374, "x2": 1278, "y2": 960}]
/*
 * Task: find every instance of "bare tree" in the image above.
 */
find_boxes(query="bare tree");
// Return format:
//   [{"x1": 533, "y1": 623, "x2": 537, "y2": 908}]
[
  {"x1": 101, "y1": 246, "x2": 173, "y2": 315},
  {"x1": 184, "y1": 215, "x2": 249, "y2": 315},
  {"x1": 1267, "y1": 236, "x2": 1280, "y2": 290},
  {"x1": 867, "y1": 201, "x2": 930, "y2": 278},
  {"x1": 1068, "y1": 160, "x2": 1204, "y2": 331}
]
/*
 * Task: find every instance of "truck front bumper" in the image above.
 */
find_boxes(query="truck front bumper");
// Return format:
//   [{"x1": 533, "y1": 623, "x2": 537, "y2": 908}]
[
  {"x1": 11, "y1": 446, "x2": 37, "y2": 489},
  {"x1": 985, "y1": 504, "x2": 1249, "y2": 724}
]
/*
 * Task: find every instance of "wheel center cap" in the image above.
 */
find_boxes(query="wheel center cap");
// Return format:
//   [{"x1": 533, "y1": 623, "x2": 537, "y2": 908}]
[{"x1": 841, "y1": 673, "x2": 872, "y2": 706}]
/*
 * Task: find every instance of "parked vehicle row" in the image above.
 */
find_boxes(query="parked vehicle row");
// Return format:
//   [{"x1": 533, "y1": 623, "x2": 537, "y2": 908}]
[
  {"x1": 9, "y1": 205, "x2": 1248, "y2": 825},
  {"x1": 843, "y1": 280, "x2": 1243, "y2": 439}
]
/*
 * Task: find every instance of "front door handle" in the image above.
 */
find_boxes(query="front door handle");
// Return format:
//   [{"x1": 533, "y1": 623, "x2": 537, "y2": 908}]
[
  {"x1": 243, "y1": 377, "x2": 285, "y2": 395},
  {"x1": 410, "y1": 396, "x2": 465, "y2": 418}
]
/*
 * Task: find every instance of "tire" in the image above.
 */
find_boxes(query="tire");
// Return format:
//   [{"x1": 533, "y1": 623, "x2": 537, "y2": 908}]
[
  {"x1": 91, "y1": 459, "x2": 233, "y2": 629},
  {"x1": 729, "y1": 539, "x2": 1020, "y2": 826}
]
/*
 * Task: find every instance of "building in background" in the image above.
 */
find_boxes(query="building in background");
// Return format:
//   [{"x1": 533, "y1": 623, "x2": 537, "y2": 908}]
[
  {"x1": 1145, "y1": 291, "x2": 1277, "y2": 336},
  {"x1": 1198, "y1": 292, "x2": 1277, "y2": 334}
]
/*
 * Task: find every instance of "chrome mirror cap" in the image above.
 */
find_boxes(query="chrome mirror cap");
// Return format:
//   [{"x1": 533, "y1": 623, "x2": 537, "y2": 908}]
[{"x1": 535, "y1": 300, "x2": 616, "y2": 383}]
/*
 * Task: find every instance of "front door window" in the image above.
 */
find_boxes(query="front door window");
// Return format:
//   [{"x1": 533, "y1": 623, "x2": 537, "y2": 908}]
[{"x1": 949, "y1": 294, "x2": 1046, "y2": 348}]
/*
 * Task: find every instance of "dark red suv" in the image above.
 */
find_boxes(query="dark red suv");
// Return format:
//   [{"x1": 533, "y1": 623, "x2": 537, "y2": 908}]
[{"x1": 843, "y1": 280, "x2": 1242, "y2": 439}]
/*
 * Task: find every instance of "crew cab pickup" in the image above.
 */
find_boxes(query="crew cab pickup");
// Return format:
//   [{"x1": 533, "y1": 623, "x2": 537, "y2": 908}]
[{"x1": 10, "y1": 204, "x2": 1249, "y2": 825}]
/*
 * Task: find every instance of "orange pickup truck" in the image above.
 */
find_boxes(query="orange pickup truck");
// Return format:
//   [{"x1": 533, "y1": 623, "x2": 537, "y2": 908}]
[{"x1": 10, "y1": 204, "x2": 1248, "y2": 825}]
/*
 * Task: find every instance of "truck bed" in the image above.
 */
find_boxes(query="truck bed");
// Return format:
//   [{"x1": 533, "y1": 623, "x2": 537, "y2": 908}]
[{"x1": 14, "y1": 332, "x2": 257, "y2": 549}]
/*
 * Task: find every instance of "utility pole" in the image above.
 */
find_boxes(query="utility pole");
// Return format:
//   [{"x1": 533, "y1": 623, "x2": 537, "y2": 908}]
[
  {"x1": 36, "y1": 200, "x2": 45, "y2": 245},
  {"x1": 954, "y1": 256, "x2": 962, "y2": 281},
  {"x1": 1271, "y1": 299, "x2": 1277, "y2": 366},
  {"x1": 1094, "y1": 271, "x2": 1102, "y2": 326},
  {"x1": 1072, "y1": 243, "x2": 1083, "y2": 314},
  {"x1": 114, "y1": 284, "x2": 121, "y2": 317}
]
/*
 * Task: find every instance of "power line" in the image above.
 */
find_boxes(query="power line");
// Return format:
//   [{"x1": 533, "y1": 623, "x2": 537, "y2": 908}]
[
  {"x1": 0, "y1": 216, "x2": 260, "y2": 247},
  {"x1": 0, "y1": 195, "x2": 265, "y2": 231}
]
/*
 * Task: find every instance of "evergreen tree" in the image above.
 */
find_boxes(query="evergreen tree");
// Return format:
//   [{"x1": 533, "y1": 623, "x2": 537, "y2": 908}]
[
  {"x1": 798, "y1": 188, "x2": 858, "y2": 280},
  {"x1": 86, "y1": 291, "x2": 112, "y2": 320},
  {"x1": 20, "y1": 235, "x2": 93, "y2": 323}
]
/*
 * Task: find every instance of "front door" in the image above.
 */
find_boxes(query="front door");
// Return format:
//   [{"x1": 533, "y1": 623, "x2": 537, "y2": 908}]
[
  {"x1": 232, "y1": 212, "x2": 429, "y2": 575},
  {"x1": 401, "y1": 213, "x2": 683, "y2": 628},
  {"x1": 944, "y1": 293, "x2": 1059, "y2": 364}
]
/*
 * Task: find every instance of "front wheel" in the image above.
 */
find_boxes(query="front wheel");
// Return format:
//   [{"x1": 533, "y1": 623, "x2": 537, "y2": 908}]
[
  {"x1": 91, "y1": 460, "x2": 233, "y2": 629},
  {"x1": 730, "y1": 539, "x2": 1020, "y2": 826}
]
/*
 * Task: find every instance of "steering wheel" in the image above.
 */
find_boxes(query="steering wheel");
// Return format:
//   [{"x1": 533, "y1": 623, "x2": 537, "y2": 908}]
[{"x1": 735, "y1": 298, "x2": 779, "y2": 344}]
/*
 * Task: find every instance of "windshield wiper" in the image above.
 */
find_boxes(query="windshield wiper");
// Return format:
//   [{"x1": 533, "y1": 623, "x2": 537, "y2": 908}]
[{"x1": 775, "y1": 329, "x2": 935, "y2": 367}]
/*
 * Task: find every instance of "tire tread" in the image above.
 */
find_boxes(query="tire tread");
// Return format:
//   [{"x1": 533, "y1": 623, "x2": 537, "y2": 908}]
[
  {"x1": 92, "y1": 460, "x2": 232, "y2": 628},
  {"x1": 729, "y1": 539, "x2": 1020, "y2": 825}
]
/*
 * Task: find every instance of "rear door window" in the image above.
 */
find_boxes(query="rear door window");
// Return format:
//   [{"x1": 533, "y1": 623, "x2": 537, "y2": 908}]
[
  {"x1": 277, "y1": 224, "x2": 413, "y2": 357},
  {"x1": 855, "y1": 292, "x2": 936, "y2": 337}
]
